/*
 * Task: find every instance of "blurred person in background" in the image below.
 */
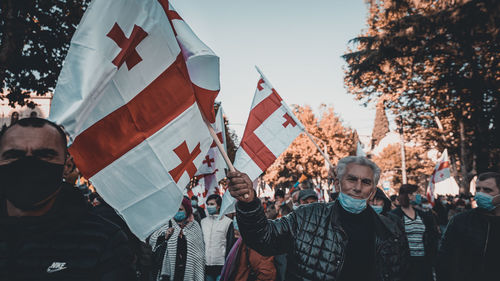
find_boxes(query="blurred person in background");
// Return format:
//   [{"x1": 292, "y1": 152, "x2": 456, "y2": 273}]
[
  {"x1": 191, "y1": 195, "x2": 206, "y2": 223},
  {"x1": 437, "y1": 172, "x2": 500, "y2": 281},
  {"x1": 220, "y1": 218, "x2": 276, "y2": 281},
  {"x1": 149, "y1": 198, "x2": 204, "y2": 281},
  {"x1": 201, "y1": 194, "x2": 233, "y2": 281},
  {"x1": 391, "y1": 184, "x2": 439, "y2": 281}
]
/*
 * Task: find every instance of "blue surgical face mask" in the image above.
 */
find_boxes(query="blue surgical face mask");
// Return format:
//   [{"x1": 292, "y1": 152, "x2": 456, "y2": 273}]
[
  {"x1": 338, "y1": 191, "x2": 368, "y2": 214},
  {"x1": 207, "y1": 205, "x2": 218, "y2": 215},
  {"x1": 475, "y1": 192, "x2": 499, "y2": 211},
  {"x1": 191, "y1": 200, "x2": 198, "y2": 207},
  {"x1": 411, "y1": 194, "x2": 422, "y2": 205},
  {"x1": 292, "y1": 204, "x2": 299, "y2": 211},
  {"x1": 174, "y1": 211, "x2": 186, "y2": 222},
  {"x1": 370, "y1": 204, "x2": 383, "y2": 214}
]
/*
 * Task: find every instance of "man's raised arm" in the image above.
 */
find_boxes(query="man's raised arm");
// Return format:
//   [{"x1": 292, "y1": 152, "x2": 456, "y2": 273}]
[{"x1": 227, "y1": 171, "x2": 296, "y2": 256}]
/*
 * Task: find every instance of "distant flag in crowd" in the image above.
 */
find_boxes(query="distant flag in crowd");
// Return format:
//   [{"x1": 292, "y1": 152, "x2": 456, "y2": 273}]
[
  {"x1": 50, "y1": 0, "x2": 220, "y2": 240},
  {"x1": 426, "y1": 149, "x2": 451, "y2": 206},
  {"x1": 356, "y1": 141, "x2": 366, "y2": 157},
  {"x1": 315, "y1": 185, "x2": 325, "y2": 202},
  {"x1": 196, "y1": 106, "x2": 228, "y2": 182},
  {"x1": 289, "y1": 174, "x2": 307, "y2": 194},
  {"x1": 187, "y1": 182, "x2": 207, "y2": 209},
  {"x1": 219, "y1": 68, "x2": 305, "y2": 217}
]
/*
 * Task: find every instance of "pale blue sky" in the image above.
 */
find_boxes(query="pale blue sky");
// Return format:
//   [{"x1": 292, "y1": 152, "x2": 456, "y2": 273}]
[{"x1": 171, "y1": 0, "x2": 376, "y2": 141}]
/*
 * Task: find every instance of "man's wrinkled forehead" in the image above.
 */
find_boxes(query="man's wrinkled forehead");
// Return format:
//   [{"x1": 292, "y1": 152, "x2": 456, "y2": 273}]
[{"x1": 0, "y1": 124, "x2": 65, "y2": 152}]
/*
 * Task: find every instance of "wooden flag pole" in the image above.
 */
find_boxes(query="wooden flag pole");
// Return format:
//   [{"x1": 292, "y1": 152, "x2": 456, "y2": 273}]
[
  {"x1": 303, "y1": 130, "x2": 337, "y2": 179},
  {"x1": 202, "y1": 117, "x2": 236, "y2": 173}
]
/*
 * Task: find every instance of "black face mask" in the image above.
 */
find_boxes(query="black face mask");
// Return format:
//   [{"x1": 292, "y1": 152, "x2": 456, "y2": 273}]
[{"x1": 0, "y1": 157, "x2": 64, "y2": 210}]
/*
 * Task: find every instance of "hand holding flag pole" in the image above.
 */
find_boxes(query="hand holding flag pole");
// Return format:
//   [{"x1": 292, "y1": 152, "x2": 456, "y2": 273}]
[{"x1": 201, "y1": 112, "x2": 252, "y2": 199}]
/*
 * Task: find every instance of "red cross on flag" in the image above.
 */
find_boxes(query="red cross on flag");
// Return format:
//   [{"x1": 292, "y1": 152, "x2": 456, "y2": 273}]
[
  {"x1": 233, "y1": 68, "x2": 305, "y2": 181},
  {"x1": 50, "y1": 0, "x2": 219, "y2": 240},
  {"x1": 218, "y1": 68, "x2": 304, "y2": 217},
  {"x1": 426, "y1": 149, "x2": 451, "y2": 206},
  {"x1": 195, "y1": 106, "x2": 228, "y2": 183}
]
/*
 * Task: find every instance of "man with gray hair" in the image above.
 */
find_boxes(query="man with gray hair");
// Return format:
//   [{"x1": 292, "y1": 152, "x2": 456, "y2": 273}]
[{"x1": 228, "y1": 156, "x2": 409, "y2": 281}]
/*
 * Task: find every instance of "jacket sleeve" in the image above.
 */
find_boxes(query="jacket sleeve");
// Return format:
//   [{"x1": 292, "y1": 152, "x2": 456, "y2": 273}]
[
  {"x1": 436, "y1": 216, "x2": 461, "y2": 281},
  {"x1": 98, "y1": 230, "x2": 136, "y2": 281},
  {"x1": 236, "y1": 198, "x2": 297, "y2": 257}
]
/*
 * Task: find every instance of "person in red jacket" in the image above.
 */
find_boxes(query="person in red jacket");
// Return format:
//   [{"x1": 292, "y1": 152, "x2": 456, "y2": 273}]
[{"x1": 221, "y1": 218, "x2": 276, "y2": 281}]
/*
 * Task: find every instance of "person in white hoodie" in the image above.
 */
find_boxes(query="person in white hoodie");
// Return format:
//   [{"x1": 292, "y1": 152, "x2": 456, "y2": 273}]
[{"x1": 200, "y1": 194, "x2": 232, "y2": 281}]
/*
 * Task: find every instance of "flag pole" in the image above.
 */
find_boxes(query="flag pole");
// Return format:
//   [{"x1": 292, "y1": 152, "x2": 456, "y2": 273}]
[
  {"x1": 202, "y1": 116, "x2": 236, "y2": 173},
  {"x1": 303, "y1": 130, "x2": 334, "y2": 171},
  {"x1": 255, "y1": 66, "x2": 335, "y2": 177}
]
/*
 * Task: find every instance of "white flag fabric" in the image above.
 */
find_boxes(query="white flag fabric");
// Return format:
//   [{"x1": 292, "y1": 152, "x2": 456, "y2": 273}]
[
  {"x1": 233, "y1": 71, "x2": 305, "y2": 181},
  {"x1": 426, "y1": 149, "x2": 452, "y2": 206},
  {"x1": 196, "y1": 106, "x2": 228, "y2": 182},
  {"x1": 219, "y1": 69, "x2": 304, "y2": 217},
  {"x1": 50, "y1": 0, "x2": 219, "y2": 240},
  {"x1": 356, "y1": 141, "x2": 366, "y2": 157},
  {"x1": 187, "y1": 182, "x2": 207, "y2": 209}
]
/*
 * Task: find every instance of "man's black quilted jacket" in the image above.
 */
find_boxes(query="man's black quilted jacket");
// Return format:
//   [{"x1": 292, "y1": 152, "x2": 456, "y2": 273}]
[{"x1": 236, "y1": 199, "x2": 410, "y2": 281}]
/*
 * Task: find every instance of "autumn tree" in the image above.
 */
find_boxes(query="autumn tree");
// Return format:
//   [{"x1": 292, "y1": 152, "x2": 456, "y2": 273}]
[
  {"x1": 371, "y1": 99, "x2": 390, "y2": 148},
  {"x1": 373, "y1": 143, "x2": 434, "y2": 192},
  {"x1": 343, "y1": 0, "x2": 500, "y2": 188},
  {"x1": 1, "y1": 0, "x2": 89, "y2": 107},
  {"x1": 263, "y1": 105, "x2": 357, "y2": 189}
]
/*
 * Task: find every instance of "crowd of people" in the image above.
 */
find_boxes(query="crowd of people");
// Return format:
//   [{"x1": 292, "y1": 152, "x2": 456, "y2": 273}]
[{"x1": 1, "y1": 117, "x2": 499, "y2": 281}]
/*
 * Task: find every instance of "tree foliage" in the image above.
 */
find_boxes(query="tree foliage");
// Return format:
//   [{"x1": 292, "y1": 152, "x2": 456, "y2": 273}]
[
  {"x1": 0, "y1": 0, "x2": 89, "y2": 107},
  {"x1": 344, "y1": 0, "x2": 500, "y2": 182},
  {"x1": 371, "y1": 99, "x2": 390, "y2": 148},
  {"x1": 373, "y1": 143, "x2": 434, "y2": 190},
  {"x1": 263, "y1": 105, "x2": 357, "y2": 189}
]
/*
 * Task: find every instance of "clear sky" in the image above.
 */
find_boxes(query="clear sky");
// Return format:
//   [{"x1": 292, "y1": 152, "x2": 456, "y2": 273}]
[{"x1": 171, "y1": 0, "x2": 375, "y2": 141}]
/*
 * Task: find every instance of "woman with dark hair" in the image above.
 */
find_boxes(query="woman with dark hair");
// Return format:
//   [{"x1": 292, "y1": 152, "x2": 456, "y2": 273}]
[
  {"x1": 391, "y1": 184, "x2": 439, "y2": 281},
  {"x1": 369, "y1": 188, "x2": 392, "y2": 215},
  {"x1": 149, "y1": 198, "x2": 205, "y2": 281}
]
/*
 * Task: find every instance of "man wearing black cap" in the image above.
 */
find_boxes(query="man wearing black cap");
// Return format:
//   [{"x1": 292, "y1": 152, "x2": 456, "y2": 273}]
[
  {"x1": 298, "y1": 189, "x2": 318, "y2": 205},
  {"x1": 0, "y1": 117, "x2": 135, "y2": 281}
]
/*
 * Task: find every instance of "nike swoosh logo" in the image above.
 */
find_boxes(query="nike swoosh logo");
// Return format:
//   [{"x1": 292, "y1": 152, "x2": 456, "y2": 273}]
[{"x1": 47, "y1": 266, "x2": 67, "y2": 273}]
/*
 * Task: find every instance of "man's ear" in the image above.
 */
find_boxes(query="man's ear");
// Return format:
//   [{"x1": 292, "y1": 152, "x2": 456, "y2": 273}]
[
  {"x1": 334, "y1": 179, "x2": 340, "y2": 192},
  {"x1": 63, "y1": 154, "x2": 76, "y2": 179}
]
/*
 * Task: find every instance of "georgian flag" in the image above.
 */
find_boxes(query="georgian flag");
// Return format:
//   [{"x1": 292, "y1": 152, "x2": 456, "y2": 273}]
[
  {"x1": 234, "y1": 69, "x2": 305, "y2": 181},
  {"x1": 219, "y1": 68, "x2": 304, "y2": 217},
  {"x1": 426, "y1": 149, "x2": 451, "y2": 206},
  {"x1": 196, "y1": 106, "x2": 228, "y2": 182},
  {"x1": 50, "y1": 0, "x2": 219, "y2": 239}
]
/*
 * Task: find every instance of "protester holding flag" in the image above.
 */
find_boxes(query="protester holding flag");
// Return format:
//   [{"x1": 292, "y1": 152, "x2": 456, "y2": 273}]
[
  {"x1": 391, "y1": 184, "x2": 439, "y2": 281},
  {"x1": 228, "y1": 156, "x2": 409, "y2": 280},
  {"x1": 149, "y1": 197, "x2": 205, "y2": 281},
  {"x1": 201, "y1": 194, "x2": 233, "y2": 281},
  {"x1": 437, "y1": 172, "x2": 500, "y2": 281},
  {"x1": 0, "y1": 118, "x2": 136, "y2": 280}
]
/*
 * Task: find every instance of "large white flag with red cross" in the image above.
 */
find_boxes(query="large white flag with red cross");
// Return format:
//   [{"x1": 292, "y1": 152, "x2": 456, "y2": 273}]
[
  {"x1": 426, "y1": 149, "x2": 451, "y2": 206},
  {"x1": 233, "y1": 70, "x2": 305, "y2": 181},
  {"x1": 50, "y1": 0, "x2": 219, "y2": 240},
  {"x1": 219, "y1": 69, "x2": 304, "y2": 217}
]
